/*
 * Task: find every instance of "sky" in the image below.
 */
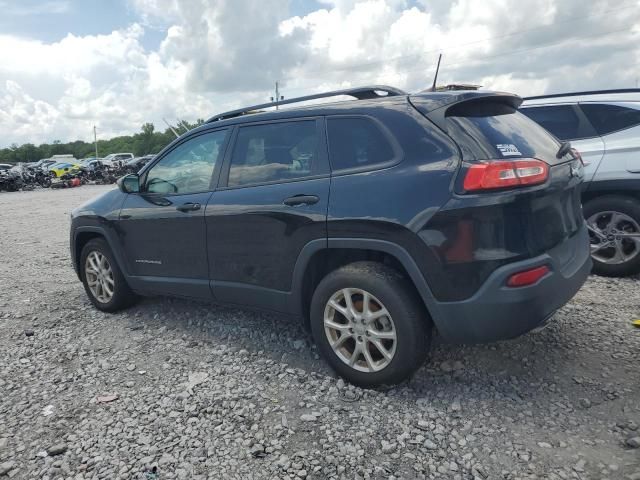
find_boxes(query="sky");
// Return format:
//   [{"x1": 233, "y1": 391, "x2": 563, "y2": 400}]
[{"x1": 0, "y1": 0, "x2": 638, "y2": 147}]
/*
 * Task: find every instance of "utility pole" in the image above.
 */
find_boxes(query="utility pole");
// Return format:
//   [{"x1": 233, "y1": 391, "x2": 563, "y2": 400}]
[
  {"x1": 270, "y1": 81, "x2": 284, "y2": 109},
  {"x1": 93, "y1": 125, "x2": 98, "y2": 159}
]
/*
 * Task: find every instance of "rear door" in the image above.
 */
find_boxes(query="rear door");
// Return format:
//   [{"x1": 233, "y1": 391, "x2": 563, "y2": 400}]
[
  {"x1": 117, "y1": 129, "x2": 229, "y2": 298},
  {"x1": 520, "y1": 103, "x2": 604, "y2": 181},
  {"x1": 205, "y1": 118, "x2": 329, "y2": 311},
  {"x1": 579, "y1": 102, "x2": 640, "y2": 179}
]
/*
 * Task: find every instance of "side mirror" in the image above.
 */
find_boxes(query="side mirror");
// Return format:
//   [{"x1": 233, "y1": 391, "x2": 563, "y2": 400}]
[{"x1": 118, "y1": 173, "x2": 140, "y2": 193}]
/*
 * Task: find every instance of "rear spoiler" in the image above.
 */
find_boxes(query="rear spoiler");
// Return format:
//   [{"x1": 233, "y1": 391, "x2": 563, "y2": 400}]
[{"x1": 409, "y1": 91, "x2": 522, "y2": 132}]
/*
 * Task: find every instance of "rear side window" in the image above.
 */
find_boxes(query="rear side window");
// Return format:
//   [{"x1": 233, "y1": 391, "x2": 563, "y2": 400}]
[
  {"x1": 228, "y1": 121, "x2": 318, "y2": 187},
  {"x1": 446, "y1": 102, "x2": 560, "y2": 162},
  {"x1": 327, "y1": 117, "x2": 395, "y2": 171},
  {"x1": 580, "y1": 103, "x2": 640, "y2": 136},
  {"x1": 520, "y1": 105, "x2": 595, "y2": 140}
]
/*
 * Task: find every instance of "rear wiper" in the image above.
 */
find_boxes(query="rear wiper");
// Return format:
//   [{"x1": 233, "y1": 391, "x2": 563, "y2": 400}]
[{"x1": 556, "y1": 141, "x2": 572, "y2": 159}]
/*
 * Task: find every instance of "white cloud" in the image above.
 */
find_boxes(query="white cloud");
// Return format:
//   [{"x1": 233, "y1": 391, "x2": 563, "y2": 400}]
[{"x1": 0, "y1": 0, "x2": 639, "y2": 147}]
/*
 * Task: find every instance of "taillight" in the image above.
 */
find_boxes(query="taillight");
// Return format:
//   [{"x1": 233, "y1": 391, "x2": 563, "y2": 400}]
[
  {"x1": 463, "y1": 159, "x2": 549, "y2": 192},
  {"x1": 506, "y1": 265, "x2": 550, "y2": 287}
]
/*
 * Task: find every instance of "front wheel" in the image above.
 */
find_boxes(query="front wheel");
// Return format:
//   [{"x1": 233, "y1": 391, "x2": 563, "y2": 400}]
[
  {"x1": 584, "y1": 196, "x2": 640, "y2": 277},
  {"x1": 80, "y1": 238, "x2": 138, "y2": 312},
  {"x1": 310, "y1": 261, "x2": 431, "y2": 387}
]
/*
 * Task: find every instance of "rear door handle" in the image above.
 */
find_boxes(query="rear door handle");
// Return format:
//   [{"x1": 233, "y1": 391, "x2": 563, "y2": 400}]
[
  {"x1": 176, "y1": 202, "x2": 201, "y2": 212},
  {"x1": 283, "y1": 195, "x2": 319, "y2": 207}
]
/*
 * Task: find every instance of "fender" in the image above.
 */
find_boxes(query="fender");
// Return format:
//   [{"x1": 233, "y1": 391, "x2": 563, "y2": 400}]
[
  {"x1": 72, "y1": 225, "x2": 130, "y2": 280},
  {"x1": 290, "y1": 238, "x2": 445, "y2": 329}
]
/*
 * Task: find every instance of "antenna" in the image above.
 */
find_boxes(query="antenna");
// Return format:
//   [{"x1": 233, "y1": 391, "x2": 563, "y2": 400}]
[
  {"x1": 163, "y1": 118, "x2": 180, "y2": 138},
  {"x1": 431, "y1": 53, "x2": 442, "y2": 92}
]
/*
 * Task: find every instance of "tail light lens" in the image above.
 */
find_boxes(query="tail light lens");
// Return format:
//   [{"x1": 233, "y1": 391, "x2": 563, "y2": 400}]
[{"x1": 463, "y1": 159, "x2": 549, "y2": 192}]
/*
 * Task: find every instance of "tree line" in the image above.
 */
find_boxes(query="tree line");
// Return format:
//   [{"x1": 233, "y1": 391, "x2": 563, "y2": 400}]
[{"x1": 0, "y1": 119, "x2": 205, "y2": 164}]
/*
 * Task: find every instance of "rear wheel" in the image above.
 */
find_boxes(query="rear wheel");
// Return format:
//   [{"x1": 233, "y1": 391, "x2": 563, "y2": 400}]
[
  {"x1": 80, "y1": 238, "x2": 138, "y2": 312},
  {"x1": 584, "y1": 195, "x2": 640, "y2": 277},
  {"x1": 310, "y1": 261, "x2": 431, "y2": 387}
]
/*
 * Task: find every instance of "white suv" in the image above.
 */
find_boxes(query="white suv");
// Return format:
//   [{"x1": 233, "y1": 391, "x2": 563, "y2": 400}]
[
  {"x1": 102, "y1": 153, "x2": 134, "y2": 167},
  {"x1": 521, "y1": 89, "x2": 640, "y2": 276}
]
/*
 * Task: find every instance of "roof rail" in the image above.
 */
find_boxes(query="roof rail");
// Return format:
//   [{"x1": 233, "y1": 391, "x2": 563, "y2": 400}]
[
  {"x1": 524, "y1": 88, "x2": 640, "y2": 101},
  {"x1": 206, "y1": 85, "x2": 407, "y2": 123}
]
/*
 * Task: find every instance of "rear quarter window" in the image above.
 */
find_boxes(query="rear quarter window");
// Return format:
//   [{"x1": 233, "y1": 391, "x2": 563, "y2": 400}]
[
  {"x1": 579, "y1": 103, "x2": 640, "y2": 136},
  {"x1": 445, "y1": 102, "x2": 560, "y2": 162},
  {"x1": 520, "y1": 105, "x2": 597, "y2": 141},
  {"x1": 326, "y1": 117, "x2": 396, "y2": 171}
]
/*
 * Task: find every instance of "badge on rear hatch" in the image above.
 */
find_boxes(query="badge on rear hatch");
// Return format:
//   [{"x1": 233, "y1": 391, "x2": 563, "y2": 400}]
[{"x1": 496, "y1": 144, "x2": 522, "y2": 157}]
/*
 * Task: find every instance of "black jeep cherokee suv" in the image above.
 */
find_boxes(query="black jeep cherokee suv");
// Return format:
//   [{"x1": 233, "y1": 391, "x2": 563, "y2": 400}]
[{"x1": 70, "y1": 86, "x2": 591, "y2": 386}]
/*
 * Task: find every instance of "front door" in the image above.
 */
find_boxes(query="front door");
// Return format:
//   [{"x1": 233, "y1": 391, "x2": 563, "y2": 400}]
[
  {"x1": 117, "y1": 129, "x2": 229, "y2": 298},
  {"x1": 205, "y1": 118, "x2": 329, "y2": 311}
]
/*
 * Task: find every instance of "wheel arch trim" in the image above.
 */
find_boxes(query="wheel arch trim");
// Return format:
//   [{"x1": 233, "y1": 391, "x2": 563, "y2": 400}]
[
  {"x1": 291, "y1": 238, "x2": 443, "y2": 328},
  {"x1": 72, "y1": 225, "x2": 129, "y2": 279}
]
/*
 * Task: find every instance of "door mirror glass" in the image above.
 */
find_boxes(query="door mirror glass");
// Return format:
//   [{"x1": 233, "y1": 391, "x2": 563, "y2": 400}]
[{"x1": 118, "y1": 174, "x2": 140, "y2": 193}]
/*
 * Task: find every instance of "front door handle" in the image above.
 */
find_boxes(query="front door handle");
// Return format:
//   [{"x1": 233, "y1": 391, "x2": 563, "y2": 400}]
[
  {"x1": 176, "y1": 202, "x2": 201, "y2": 212},
  {"x1": 283, "y1": 195, "x2": 319, "y2": 207}
]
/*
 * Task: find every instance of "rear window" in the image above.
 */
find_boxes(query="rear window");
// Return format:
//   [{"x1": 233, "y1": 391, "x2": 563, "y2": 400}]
[
  {"x1": 580, "y1": 103, "x2": 640, "y2": 136},
  {"x1": 445, "y1": 102, "x2": 560, "y2": 162},
  {"x1": 327, "y1": 117, "x2": 395, "y2": 171}
]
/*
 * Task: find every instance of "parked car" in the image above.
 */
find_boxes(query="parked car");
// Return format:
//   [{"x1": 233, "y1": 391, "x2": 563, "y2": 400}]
[
  {"x1": 102, "y1": 153, "x2": 134, "y2": 167},
  {"x1": 70, "y1": 86, "x2": 590, "y2": 386},
  {"x1": 81, "y1": 158, "x2": 103, "y2": 169},
  {"x1": 125, "y1": 155, "x2": 155, "y2": 172},
  {"x1": 49, "y1": 154, "x2": 78, "y2": 164},
  {"x1": 49, "y1": 162, "x2": 81, "y2": 178},
  {"x1": 29, "y1": 159, "x2": 57, "y2": 171},
  {"x1": 521, "y1": 89, "x2": 640, "y2": 276}
]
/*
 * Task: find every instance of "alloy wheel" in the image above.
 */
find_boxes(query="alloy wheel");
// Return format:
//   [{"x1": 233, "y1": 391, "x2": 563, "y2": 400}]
[
  {"x1": 323, "y1": 288, "x2": 397, "y2": 373},
  {"x1": 586, "y1": 210, "x2": 640, "y2": 264},
  {"x1": 85, "y1": 251, "x2": 115, "y2": 303}
]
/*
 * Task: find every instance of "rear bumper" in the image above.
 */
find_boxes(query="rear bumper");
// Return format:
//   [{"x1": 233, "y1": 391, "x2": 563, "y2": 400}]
[{"x1": 433, "y1": 223, "x2": 591, "y2": 343}]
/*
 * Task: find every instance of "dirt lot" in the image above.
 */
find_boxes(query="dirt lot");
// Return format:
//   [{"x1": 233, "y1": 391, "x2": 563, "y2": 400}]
[{"x1": 0, "y1": 185, "x2": 639, "y2": 480}]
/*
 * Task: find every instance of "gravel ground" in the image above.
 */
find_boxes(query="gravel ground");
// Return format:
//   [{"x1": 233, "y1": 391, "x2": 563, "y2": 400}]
[{"x1": 0, "y1": 185, "x2": 639, "y2": 480}]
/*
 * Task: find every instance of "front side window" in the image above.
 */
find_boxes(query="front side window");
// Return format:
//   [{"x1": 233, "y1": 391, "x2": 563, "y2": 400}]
[
  {"x1": 326, "y1": 117, "x2": 395, "y2": 171},
  {"x1": 228, "y1": 121, "x2": 318, "y2": 187},
  {"x1": 145, "y1": 130, "x2": 227, "y2": 194},
  {"x1": 519, "y1": 105, "x2": 589, "y2": 141},
  {"x1": 580, "y1": 103, "x2": 640, "y2": 136}
]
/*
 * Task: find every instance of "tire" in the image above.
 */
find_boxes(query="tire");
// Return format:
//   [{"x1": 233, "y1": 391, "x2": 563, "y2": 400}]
[
  {"x1": 584, "y1": 195, "x2": 640, "y2": 277},
  {"x1": 80, "y1": 238, "x2": 138, "y2": 312},
  {"x1": 310, "y1": 261, "x2": 431, "y2": 387}
]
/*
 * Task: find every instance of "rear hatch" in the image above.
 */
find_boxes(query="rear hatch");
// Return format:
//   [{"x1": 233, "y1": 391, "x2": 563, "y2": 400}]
[{"x1": 409, "y1": 93, "x2": 585, "y2": 301}]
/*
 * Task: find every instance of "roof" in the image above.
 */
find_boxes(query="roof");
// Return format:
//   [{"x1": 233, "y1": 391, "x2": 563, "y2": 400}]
[
  {"x1": 523, "y1": 88, "x2": 640, "y2": 105},
  {"x1": 206, "y1": 85, "x2": 407, "y2": 123},
  {"x1": 180, "y1": 86, "x2": 522, "y2": 138}
]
